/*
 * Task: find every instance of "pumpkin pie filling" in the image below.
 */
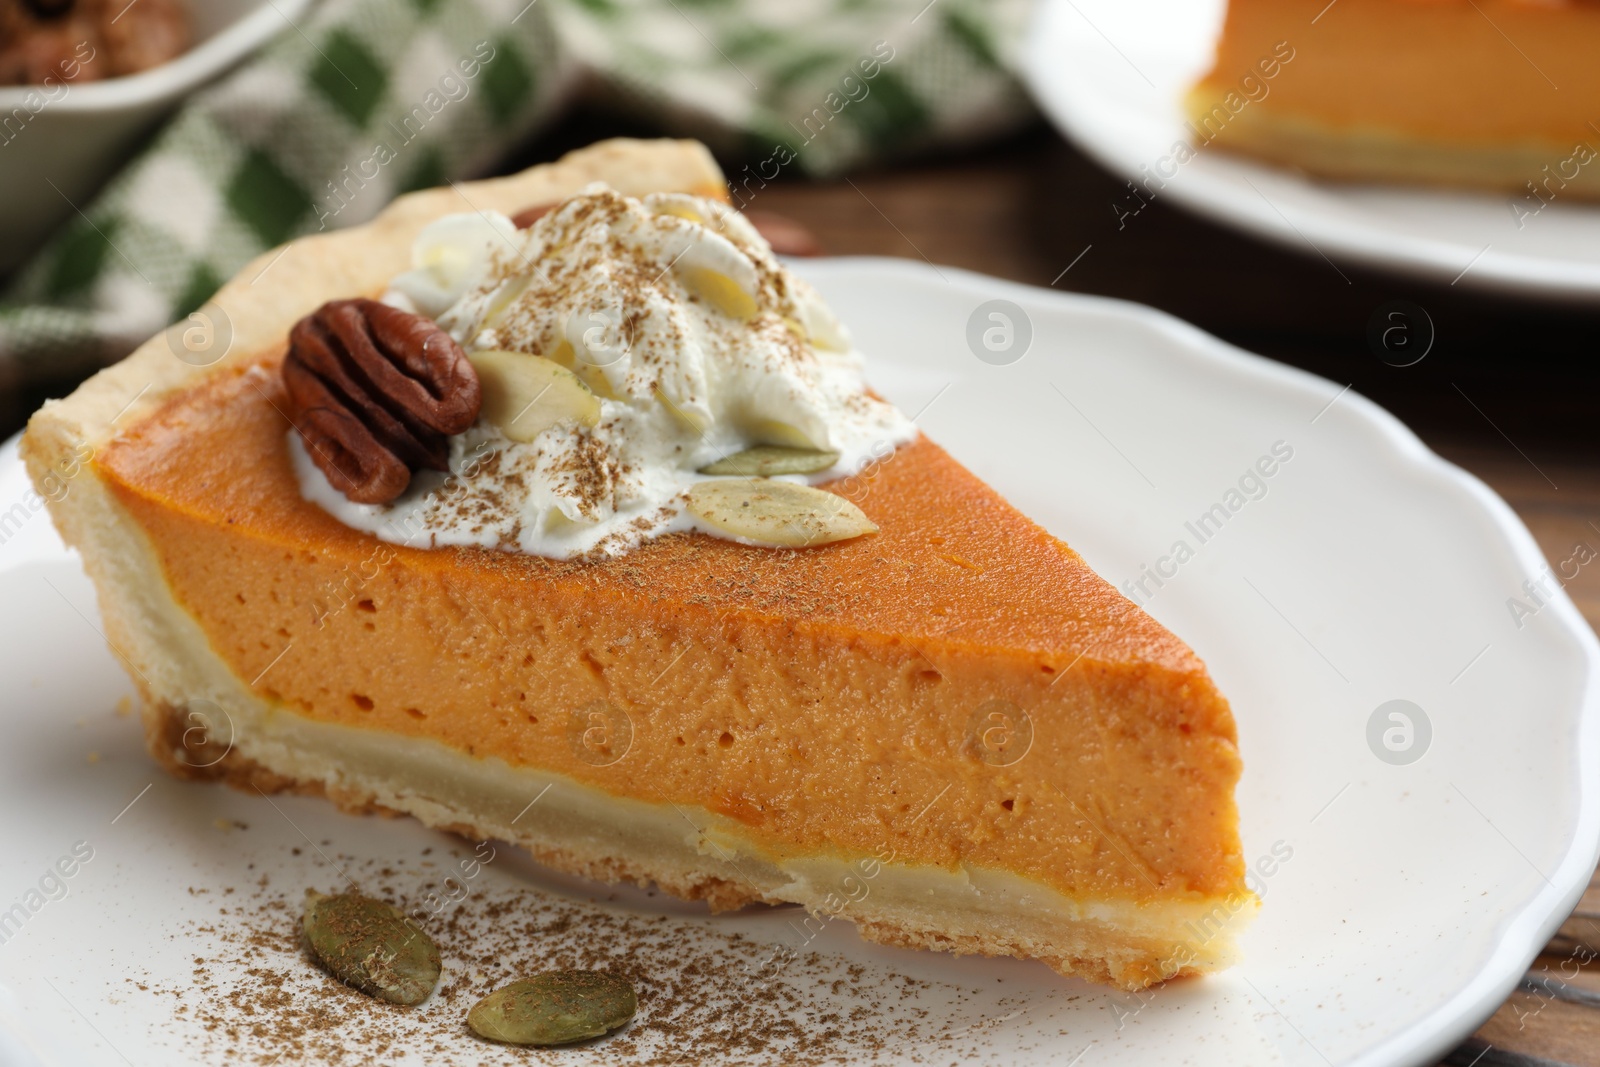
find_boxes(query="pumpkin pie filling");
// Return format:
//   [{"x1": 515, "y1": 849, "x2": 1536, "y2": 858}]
[
  {"x1": 1188, "y1": 0, "x2": 1600, "y2": 194},
  {"x1": 29, "y1": 139, "x2": 1252, "y2": 990}
]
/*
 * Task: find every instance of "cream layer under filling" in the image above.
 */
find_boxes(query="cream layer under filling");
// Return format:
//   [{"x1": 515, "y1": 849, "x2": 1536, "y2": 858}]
[{"x1": 188, "y1": 691, "x2": 1249, "y2": 988}]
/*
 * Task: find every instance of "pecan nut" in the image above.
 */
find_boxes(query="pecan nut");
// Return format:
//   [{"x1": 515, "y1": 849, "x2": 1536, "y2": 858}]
[{"x1": 282, "y1": 298, "x2": 481, "y2": 505}]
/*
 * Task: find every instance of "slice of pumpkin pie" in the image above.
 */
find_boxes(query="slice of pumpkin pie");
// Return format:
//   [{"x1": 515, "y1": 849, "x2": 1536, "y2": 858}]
[
  {"x1": 1187, "y1": 0, "x2": 1600, "y2": 197},
  {"x1": 23, "y1": 138, "x2": 1252, "y2": 990}
]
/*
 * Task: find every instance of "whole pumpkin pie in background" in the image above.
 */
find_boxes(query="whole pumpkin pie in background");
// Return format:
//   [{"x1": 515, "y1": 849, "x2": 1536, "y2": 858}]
[
  {"x1": 23, "y1": 138, "x2": 1253, "y2": 991},
  {"x1": 1188, "y1": 0, "x2": 1600, "y2": 197}
]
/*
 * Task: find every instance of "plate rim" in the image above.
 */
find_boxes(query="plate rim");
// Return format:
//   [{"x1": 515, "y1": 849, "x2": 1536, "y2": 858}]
[
  {"x1": 5, "y1": 257, "x2": 1599, "y2": 1066},
  {"x1": 1019, "y1": 0, "x2": 1600, "y2": 301},
  {"x1": 792, "y1": 255, "x2": 1600, "y2": 1067}
]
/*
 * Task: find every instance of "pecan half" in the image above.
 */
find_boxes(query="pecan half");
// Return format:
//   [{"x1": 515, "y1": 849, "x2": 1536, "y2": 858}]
[{"x1": 282, "y1": 299, "x2": 480, "y2": 505}]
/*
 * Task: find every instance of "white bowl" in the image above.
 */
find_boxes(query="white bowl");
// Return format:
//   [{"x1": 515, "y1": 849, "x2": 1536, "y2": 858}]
[{"x1": 0, "y1": 0, "x2": 312, "y2": 275}]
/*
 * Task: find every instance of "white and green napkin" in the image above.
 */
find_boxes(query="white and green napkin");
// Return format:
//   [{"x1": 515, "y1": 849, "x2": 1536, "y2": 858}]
[{"x1": 0, "y1": 0, "x2": 1032, "y2": 393}]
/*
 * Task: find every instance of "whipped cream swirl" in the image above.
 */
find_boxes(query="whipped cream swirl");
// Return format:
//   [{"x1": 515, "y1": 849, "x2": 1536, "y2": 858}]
[{"x1": 290, "y1": 185, "x2": 916, "y2": 559}]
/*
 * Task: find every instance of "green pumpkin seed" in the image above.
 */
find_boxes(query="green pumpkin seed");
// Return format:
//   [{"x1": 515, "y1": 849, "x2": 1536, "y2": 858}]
[
  {"x1": 302, "y1": 890, "x2": 440, "y2": 1006},
  {"x1": 467, "y1": 971, "x2": 637, "y2": 1046},
  {"x1": 698, "y1": 445, "x2": 839, "y2": 477},
  {"x1": 686, "y1": 478, "x2": 877, "y2": 547}
]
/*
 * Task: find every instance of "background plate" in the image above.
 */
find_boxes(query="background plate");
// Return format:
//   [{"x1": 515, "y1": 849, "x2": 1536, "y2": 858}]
[
  {"x1": 0, "y1": 259, "x2": 1595, "y2": 1066},
  {"x1": 1022, "y1": 0, "x2": 1600, "y2": 300}
]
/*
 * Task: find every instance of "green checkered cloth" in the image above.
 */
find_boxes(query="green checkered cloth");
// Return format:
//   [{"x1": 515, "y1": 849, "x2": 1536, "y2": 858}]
[{"x1": 0, "y1": 0, "x2": 1032, "y2": 397}]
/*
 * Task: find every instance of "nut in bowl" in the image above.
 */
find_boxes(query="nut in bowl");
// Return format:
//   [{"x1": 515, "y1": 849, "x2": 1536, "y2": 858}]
[
  {"x1": 0, "y1": 0, "x2": 189, "y2": 86},
  {"x1": 0, "y1": 0, "x2": 311, "y2": 273}
]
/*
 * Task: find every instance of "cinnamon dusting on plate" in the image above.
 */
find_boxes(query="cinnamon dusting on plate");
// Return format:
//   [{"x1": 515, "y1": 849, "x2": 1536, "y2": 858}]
[{"x1": 127, "y1": 848, "x2": 1024, "y2": 1065}]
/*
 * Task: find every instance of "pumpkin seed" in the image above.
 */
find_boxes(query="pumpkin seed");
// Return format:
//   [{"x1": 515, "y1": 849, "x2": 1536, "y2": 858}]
[
  {"x1": 467, "y1": 971, "x2": 637, "y2": 1046},
  {"x1": 699, "y1": 445, "x2": 839, "y2": 477},
  {"x1": 302, "y1": 890, "x2": 440, "y2": 1006},
  {"x1": 687, "y1": 478, "x2": 876, "y2": 548}
]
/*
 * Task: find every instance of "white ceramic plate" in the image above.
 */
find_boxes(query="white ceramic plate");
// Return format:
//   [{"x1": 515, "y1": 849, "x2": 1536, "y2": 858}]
[
  {"x1": 0, "y1": 259, "x2": 1595, "y2": 1066},
  {"x1": 1022, "y1": 0, "x2": 1600, "y2": 300}
]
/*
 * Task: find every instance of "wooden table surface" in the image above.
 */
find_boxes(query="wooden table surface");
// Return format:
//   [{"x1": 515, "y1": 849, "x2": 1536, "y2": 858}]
[{"x1": 538, "y1": 114, "x2": 1600, "y2": 1067}]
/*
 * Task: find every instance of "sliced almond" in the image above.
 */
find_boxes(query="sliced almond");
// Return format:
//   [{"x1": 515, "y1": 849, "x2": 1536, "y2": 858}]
[
  {"x1": 481, "y1": 274, "x2": 533, "y2": 329},
  {"x1": 741, "y1": 416, "x2": 825, "y2": 451},
  {"x1": 469, "y1": 350, "x2": 600, "y2": 443},
  {"x1": 655, "y1": 386, "x2": 710, "y2": 434},
  {"x1": 547, "y1": 338, "x2": 618, "y2": 399},
  {"x1": 699, "y1": 445, "x2": 839, "y2": 477},
  {"x1": 679, "y1": 266, "x2": 757, "y2": 321},
  {"x1": 687, "y1": 479, "x2": 876, "y2": 548},
  {"x1": 654, "y1": 201, "x2": 706, "y2": 225},
  {"x1": 545, "y1": 338, "x2": 576, "y2": 369}
]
